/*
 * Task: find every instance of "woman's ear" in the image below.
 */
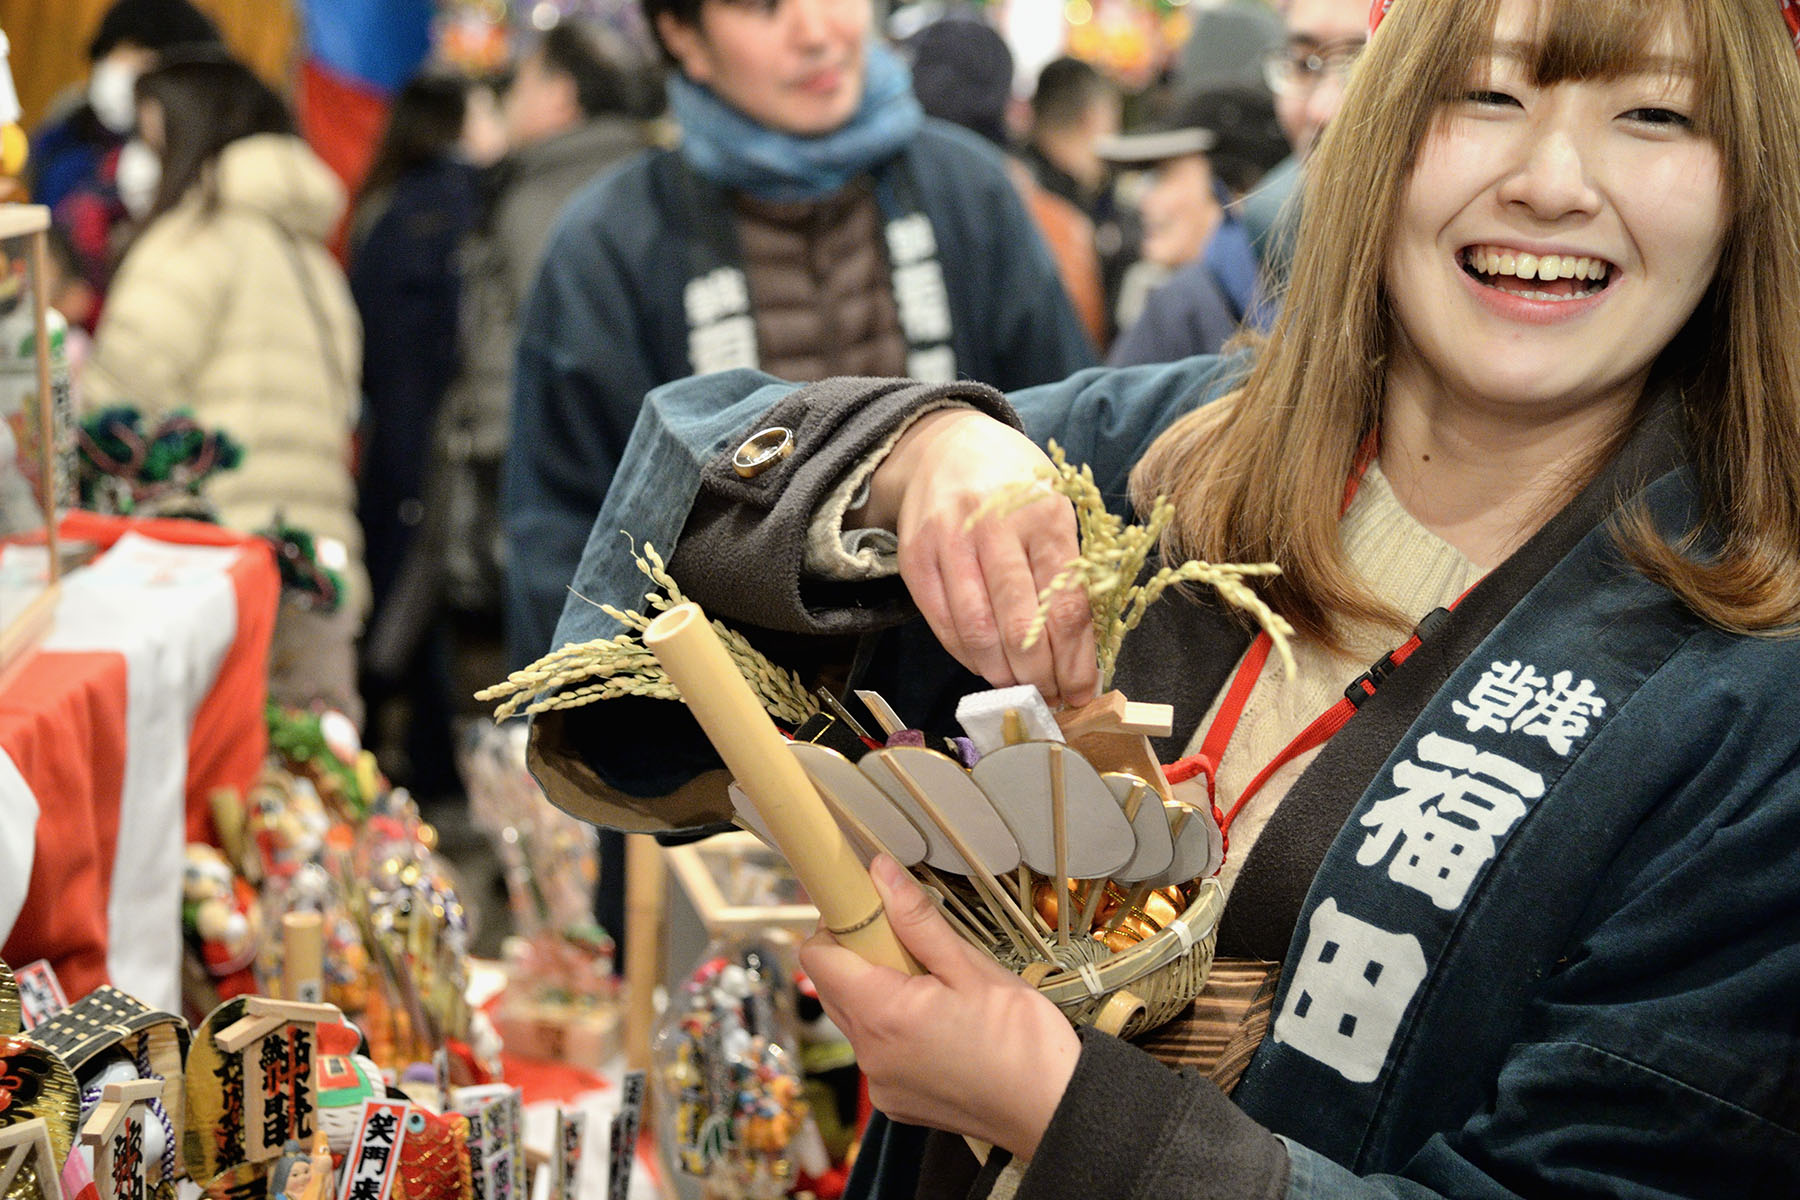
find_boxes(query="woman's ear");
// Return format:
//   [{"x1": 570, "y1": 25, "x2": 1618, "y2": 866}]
[{"x1": 656, "y1": 10, "x2": 713, "y2": 84}]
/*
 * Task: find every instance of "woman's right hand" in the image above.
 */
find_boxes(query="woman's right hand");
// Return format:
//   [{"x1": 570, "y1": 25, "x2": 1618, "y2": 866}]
[{"x1": 850, "y1": 408, "x2": 1098, "y2": 707}]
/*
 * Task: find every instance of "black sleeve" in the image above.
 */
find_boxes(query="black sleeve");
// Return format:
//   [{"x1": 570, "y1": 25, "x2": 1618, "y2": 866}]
[{"x1": 1015, "y1": 1028, "x2": 1289, "y2": 1200}]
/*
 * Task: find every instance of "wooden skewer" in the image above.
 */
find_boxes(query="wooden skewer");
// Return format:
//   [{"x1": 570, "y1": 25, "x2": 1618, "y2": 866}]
[
  {"x1": 1080, "y1": 780, "x2": 1151, "y2": 933},
  {"x1": 922, "y1": 886, "x2": 986, "y2": 948},
  {"x1": 919, "y1": 864, "x2": 999, "y2": 941},
  {"x1": 1050, "y1": 743, "x2": 1070, "y2": 948},
  {"x1": 882, "y1": 755, "x2": 1057, "y2": 962},
  {"x1": 853, "y1": 689, "x2": 908, "y2": 738}
]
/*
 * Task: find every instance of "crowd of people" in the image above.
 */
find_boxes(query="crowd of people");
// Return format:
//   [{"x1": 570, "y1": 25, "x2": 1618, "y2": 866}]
[
  {"x1": 22, "y1": 0, "x2": 1330, "y2": 786},
  {"x1": 14, "y1": 0, "x2": 1800, "y2": 1193}
]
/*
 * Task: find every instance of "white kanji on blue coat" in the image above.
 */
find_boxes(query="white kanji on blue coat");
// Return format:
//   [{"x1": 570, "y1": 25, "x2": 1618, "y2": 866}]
[
  {"x1": 906, "y1": 345, "x2": 958, "y2": 383},
  {"x1": 1273, "y1": 898, "x2": 1428, "y2": 1083},
  {"x1": 688, "y1": 315, "x2": 758, "y2": 375},
  {"x1": 885, "y1": 212, "x2": 937, "y2": 265},
  {"x1": 892, "y1": 261, "x2": 953, "y2": 343},
  {"x1": 1452, "y1": 660, "x2": 1607, "y2": 755},
  {"x1": 683, "y1": 268, "x2": 750, "y2": 326},
  {"x1": 1356, "y1": 732, "x2": 1544, "y2": 909}
]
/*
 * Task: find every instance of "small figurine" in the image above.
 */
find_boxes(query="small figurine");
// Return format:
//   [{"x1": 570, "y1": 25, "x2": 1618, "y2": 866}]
[
  {"x1": 267, "y1": 1132, "x2": 332, "y2": 1200},
  {"x1": 181, "y1": 846, "x2": 261, "y2": 999}
]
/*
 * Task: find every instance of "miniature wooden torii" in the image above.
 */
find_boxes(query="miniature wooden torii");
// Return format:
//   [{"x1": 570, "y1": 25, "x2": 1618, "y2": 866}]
[
  {"x1": 213, "y1": 997, "x2": 340, "y2": 1164},
  {"x1": 80, "y1": 1078, "x2": 164, "y2": 1200}
]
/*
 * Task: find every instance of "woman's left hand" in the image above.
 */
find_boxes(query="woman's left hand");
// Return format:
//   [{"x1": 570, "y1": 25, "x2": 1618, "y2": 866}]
[{"x1": 799, "y1": 854, "x2": 1082, "y2": 1160}]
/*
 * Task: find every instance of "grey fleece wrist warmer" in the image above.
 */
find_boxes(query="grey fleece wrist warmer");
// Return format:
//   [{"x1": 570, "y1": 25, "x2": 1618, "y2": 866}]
[{"x1": 667, "y1": 375, "x2": 1020, "y2": 636}]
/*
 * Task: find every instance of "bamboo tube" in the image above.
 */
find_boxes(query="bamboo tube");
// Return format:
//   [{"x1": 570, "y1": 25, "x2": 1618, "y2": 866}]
[
  {"x1": 280, "y1": 911, "x2": 324, "y2": 1004},
  {"x1": 644, "y1": 603, "x2": 918, "y2": 974}
]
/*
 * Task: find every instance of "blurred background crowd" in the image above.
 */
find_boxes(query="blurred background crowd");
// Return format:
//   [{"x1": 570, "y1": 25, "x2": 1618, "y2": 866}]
[{"x1": 0, "y1": 0, "x2": 1364, "y2": 952}]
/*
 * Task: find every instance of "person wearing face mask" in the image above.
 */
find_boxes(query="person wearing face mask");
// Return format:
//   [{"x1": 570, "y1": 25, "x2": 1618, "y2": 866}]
[
  {"x1": 26, "y1": 0, "x2": 222, "y2": 325},
  {"x1": 84, "y1": 53, "x2": 366, "y2": 724}
]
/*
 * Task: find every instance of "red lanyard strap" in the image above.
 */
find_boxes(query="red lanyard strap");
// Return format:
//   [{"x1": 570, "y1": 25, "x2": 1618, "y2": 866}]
[
  {"x1": 1164, "y1": 602, "x2": 1459, "y2": 844},
  {"x1": 1160, "y1": 429, "x2": 1470, "y2": 854}
]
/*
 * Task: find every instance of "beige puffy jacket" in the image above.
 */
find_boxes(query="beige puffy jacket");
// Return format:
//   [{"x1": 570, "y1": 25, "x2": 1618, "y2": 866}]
[{"x1": 87, "y1": 133, "x2": 368, "y2": 614}]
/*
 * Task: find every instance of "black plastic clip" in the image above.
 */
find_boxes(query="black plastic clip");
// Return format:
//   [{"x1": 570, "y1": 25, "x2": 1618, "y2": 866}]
[{"x1": 1344, "y1": 606, "x2": 1453, "y2": 709}]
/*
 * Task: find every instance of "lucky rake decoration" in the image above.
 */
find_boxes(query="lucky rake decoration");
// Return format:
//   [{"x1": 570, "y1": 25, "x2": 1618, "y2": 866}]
[{"x1": 483, "y1": 442, "x2": 1294, "y2": 1038}]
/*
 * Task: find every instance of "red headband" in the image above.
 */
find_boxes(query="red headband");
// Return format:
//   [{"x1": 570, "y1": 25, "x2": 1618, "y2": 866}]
[{"x1": 1368, "y1": 0, "x2": 1800, "y2": 52}]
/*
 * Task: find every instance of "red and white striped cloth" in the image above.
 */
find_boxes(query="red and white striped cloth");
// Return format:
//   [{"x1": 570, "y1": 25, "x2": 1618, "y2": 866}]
[{"x1": 0, "y1": 515, "x2": 278, "y2": 1011}]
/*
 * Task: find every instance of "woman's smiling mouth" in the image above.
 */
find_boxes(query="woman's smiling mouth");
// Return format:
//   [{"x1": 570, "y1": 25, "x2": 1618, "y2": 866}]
[{"x1": 1460, "y1": 244, "x2": 1617, "y2": 301}]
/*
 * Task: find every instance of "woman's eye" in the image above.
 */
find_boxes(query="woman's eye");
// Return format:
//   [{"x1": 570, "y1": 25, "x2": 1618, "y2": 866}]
[
  {"x1": 1622, "y1": 106, "x2": 1693, "y2": 129},
  {"x1": 1463, "y1": 89, "x2": 1521, "y2": 108}
]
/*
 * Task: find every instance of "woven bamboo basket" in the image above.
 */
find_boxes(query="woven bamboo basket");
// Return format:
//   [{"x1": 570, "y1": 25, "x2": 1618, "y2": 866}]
[{"x1": 988, "y1": 877, "x2": 1222, "y2": 1039}]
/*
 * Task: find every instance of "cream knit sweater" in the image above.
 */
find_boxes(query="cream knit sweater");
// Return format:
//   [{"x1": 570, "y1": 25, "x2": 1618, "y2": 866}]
[{"x1": 1182, "y1": 462, "x2": 1484, "y2": 899}]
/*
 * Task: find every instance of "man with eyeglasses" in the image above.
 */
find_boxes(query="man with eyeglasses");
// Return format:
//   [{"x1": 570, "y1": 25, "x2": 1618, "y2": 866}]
[
  {"x1": 1242, "y1": 0, "x2": 1369, "y2": 288},
  {"x1": 1264, "y1": 0, "x2": 1368, "y2": 157}
]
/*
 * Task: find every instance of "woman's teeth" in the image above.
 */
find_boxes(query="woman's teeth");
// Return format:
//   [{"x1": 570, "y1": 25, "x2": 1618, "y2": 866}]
[{"x1": 1462, "y1": 245, "x2": 1612, "y2": 300}]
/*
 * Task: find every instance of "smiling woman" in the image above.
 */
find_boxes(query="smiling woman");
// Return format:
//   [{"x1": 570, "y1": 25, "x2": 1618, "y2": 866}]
[
  {"x1": 522, "y1": 0, "x2": 1800, "y2": 1197},
  {"x1": 1376, "y1": 0, "x2": 1729, "y2": 564},
  {"x1": 1134, "y1": 0, "x2": 1800, "y2": 641}
]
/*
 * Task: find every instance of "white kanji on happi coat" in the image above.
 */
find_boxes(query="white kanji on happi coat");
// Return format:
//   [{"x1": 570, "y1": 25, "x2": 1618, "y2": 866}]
[
  {"x1": 1272, "y1": 899, "x2": 1429, "y2": 1083},
  {"x1": 684, "y1": 268, "x2": 759, "y2": 375},
  {"x1": 884, "y1": 212, "x2": 956, "y2": 382},
  {"x1": 1355, "y1": 732, "x2": 1544, "y2": 910},
  {"x1": 1451, "y1": 660, "x2": 1608, "y2": 755}
]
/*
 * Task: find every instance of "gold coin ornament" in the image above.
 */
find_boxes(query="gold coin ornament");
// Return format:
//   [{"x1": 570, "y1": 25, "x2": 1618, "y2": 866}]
[
  {"x1": 0, "y1": 1035, "x2": 81, "y2": 1171},
  {"x1": 181, "y1": 999, "x2": 250, "y2": 1183}
]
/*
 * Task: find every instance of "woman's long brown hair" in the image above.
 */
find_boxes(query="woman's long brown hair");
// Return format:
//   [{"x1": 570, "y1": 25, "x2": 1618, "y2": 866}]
[{"x1": 1130, "y1": 0, "x2": 1800, "y2": 645}]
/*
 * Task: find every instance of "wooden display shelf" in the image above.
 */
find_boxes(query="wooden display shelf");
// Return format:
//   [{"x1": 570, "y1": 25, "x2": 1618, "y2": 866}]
[
  {"x1": 662, "y1": 830, "x2": 819, "y2": 937},
  {"x1": 0, "y1": 205, "x2": 48, "y2": 240}
]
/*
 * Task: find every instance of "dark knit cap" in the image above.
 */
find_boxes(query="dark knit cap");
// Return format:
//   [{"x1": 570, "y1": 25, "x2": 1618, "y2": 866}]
[
  {"x1": 906, "y1": 16, "x2": 1014, "y2": 148},
  {"x1": 87, "y1": 0, "x2": 223, "y2": 61}
]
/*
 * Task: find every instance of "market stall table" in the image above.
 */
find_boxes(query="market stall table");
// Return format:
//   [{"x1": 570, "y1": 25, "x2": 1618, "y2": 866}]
[{"x1": 0, "y1": 513, "x2": 278, "y2": 1011}]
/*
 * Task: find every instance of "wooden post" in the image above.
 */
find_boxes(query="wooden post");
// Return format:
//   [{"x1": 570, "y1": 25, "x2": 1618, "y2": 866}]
[
  {"x1": 623, "y1": 834, "x2": 666, "y2": 1074},
  {"x1": 214, "y1": 997, "x2": 340, "y2": 1163}
]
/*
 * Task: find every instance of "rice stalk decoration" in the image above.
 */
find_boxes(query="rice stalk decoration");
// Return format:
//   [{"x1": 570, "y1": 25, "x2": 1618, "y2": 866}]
[
  {"x1": 968, "y1": 440, "x2": 1295, "y2": 690},
  {"x1": 476, "y1": 538, "x2": 816, "y2": 725}
]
